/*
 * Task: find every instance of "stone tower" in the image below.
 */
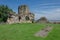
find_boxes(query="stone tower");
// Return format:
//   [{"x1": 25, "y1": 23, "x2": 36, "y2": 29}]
[
  {"x1": 18, "y1": 5, "x2": 34, "y2": 23},
  {"x1": 18, "y1": 5, "x2": 29, "y2": 15}
]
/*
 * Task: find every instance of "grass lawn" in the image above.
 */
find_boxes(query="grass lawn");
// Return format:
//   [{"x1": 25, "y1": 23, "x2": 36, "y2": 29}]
[{"x1": 0, "y1": 23, "x2": 60, "y2": 40}]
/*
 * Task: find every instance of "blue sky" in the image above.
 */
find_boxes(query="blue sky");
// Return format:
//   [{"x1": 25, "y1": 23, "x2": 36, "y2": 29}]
[{"x1": 0, "y1": 0, "x2": 60, "y2": 20}]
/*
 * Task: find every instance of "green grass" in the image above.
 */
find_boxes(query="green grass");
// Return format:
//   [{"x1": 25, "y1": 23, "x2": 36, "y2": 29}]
[{"x1": 0, "y1": 23, "x2": 60, "y2": 40}]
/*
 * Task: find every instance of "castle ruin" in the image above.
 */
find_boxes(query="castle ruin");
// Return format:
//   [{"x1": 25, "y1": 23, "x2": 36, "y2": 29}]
[{"x1": 7, "y1": 5, "x2": 34, "y2": 24}]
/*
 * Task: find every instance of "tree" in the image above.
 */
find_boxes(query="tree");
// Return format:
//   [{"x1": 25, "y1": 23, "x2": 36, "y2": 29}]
[{"x1": 0, "y1": 5, "x2": 13, "y2": 22}]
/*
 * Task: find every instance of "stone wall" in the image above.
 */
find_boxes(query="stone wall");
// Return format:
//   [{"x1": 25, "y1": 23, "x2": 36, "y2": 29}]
[
  {"x1": 7, "y1": 5, "x2": 34, "y2": 24},
  {"x1": 18, "y1": 5, "x2": 34, "y2": 23}
]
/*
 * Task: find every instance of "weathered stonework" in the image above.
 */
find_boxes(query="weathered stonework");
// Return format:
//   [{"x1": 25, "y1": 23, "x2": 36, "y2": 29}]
[
  {"x1": 7, "y1": 5, "x2": 34, "y2": 24},
  {"x1": 18, "y1": 5, "x2": 34, "y2": 23}
]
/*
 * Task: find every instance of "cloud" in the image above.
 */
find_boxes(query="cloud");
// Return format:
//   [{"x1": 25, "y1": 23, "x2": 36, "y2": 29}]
[
  {"x1": 35, "y1": 13, "x2": 44, "y2": 20},
  {"x1": 39, "y1": 3, "x2": 60, "y2": 6},
  {"x1": 34, "y1": 8, "x2": 60, "y2": 20},
  {"x1": 30, "y1": 2, "x2": 60, "y2": 20},
  {"x1": 33, "y1": 3, "x2": 60, "y2": 10}
]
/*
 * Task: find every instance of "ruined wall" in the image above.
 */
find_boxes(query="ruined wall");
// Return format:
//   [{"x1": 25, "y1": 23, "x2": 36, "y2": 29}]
[
  {"x1": 18, "y1": 5, "x2": 34, "y2": 23},
  {"x1": 7, "y1": 5, "x2": 34, "y2": 24},
  {"x1": 7, "y1": 11, "x2": 19, "y2": 24}
]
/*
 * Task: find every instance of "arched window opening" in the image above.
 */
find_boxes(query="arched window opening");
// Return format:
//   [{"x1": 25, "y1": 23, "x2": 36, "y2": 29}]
[
  {"x1": 32, "y1": 19, "x2": 34, "y2": 23},
  {"x1": 19, "y1": 16, "x2": 21, "y2": 21},
  {"x1": 25, "y1": 16, "x2": 30, "y2": 20}
]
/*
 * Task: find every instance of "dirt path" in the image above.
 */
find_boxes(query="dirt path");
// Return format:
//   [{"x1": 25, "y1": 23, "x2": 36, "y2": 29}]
[{"x1": 34, "y1": 25, "x2": 53, "y2": 38}]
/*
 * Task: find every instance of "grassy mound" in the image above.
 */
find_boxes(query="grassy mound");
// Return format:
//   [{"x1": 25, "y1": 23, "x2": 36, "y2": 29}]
[{"x1": 0, "y1": 23, "x2": 60, "y2": 40}]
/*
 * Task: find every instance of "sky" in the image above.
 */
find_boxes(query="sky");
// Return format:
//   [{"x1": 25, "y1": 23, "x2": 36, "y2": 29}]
[{"x1": 0, "y1": 0, "x2": 60, "y2": 20}]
